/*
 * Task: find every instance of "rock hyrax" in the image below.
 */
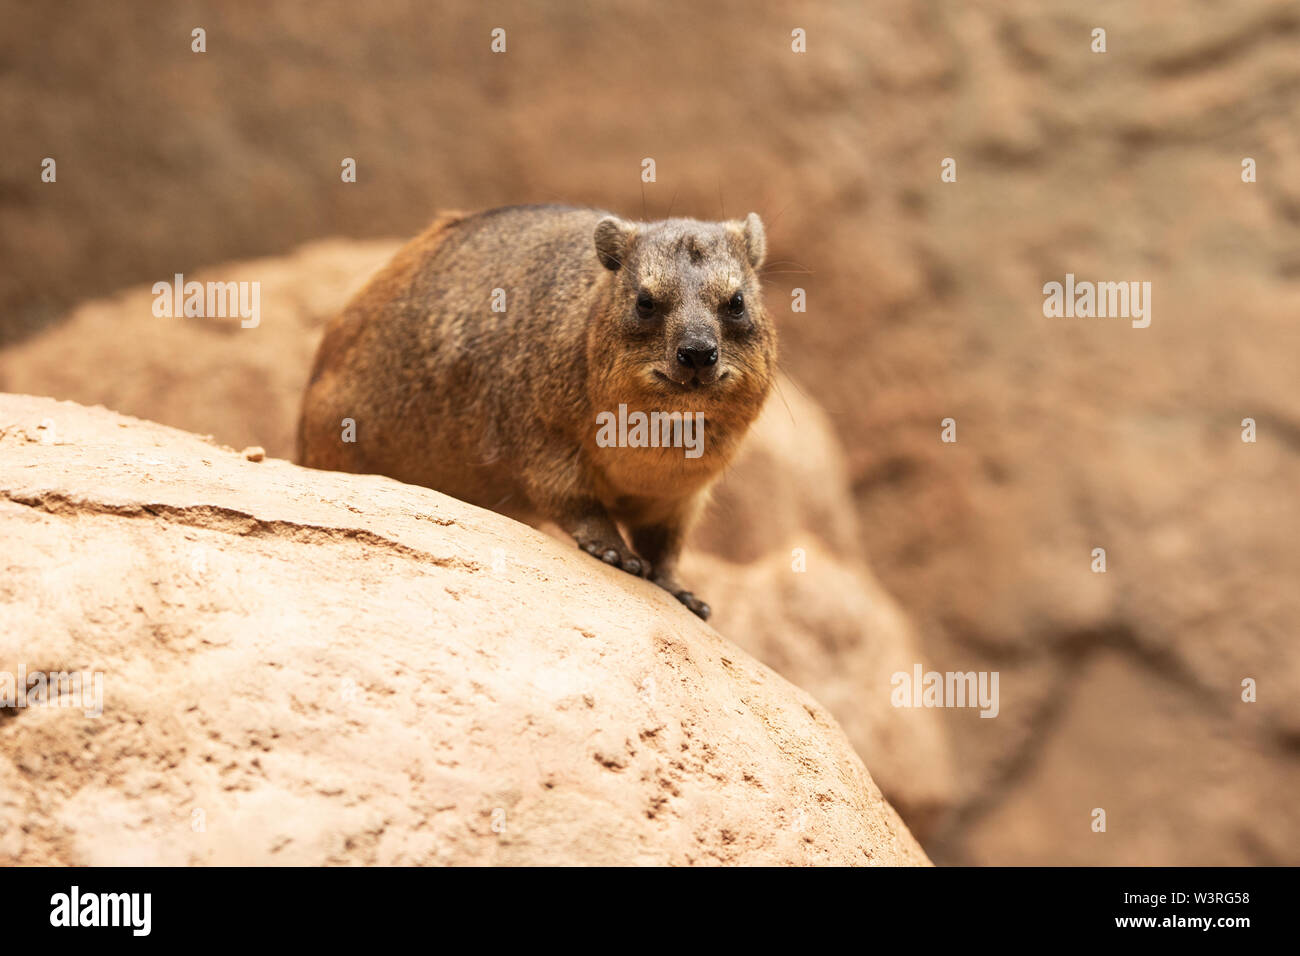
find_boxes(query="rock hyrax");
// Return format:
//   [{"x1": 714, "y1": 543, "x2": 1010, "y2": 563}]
[{"x1": 298, "y1": 204, "x2": 777, "y2": 618}]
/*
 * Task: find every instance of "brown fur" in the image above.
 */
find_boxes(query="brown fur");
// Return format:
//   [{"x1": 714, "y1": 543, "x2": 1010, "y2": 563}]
[{"x1": 298, "y1": 204, "x2": 777, "y2": 618}]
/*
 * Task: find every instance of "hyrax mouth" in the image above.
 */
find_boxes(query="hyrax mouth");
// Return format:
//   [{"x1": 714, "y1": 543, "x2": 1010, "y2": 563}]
[{"x1": 653, "y1": 367, "x2": 730, "y2": 391}]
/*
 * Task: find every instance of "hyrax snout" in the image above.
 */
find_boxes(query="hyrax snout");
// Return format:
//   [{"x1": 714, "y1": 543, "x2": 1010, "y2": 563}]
[{"x1": 298, "y1": 204, "x2": 778, "y2": 619}]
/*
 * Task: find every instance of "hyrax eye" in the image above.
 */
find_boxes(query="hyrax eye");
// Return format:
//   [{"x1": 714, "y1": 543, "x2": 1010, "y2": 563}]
[
  {"x1": 726, "y1": 292, "x2": 745, "y2": 316},
  {"x1": 635, "y1": 291, "x2": 655, "y2": 317}
]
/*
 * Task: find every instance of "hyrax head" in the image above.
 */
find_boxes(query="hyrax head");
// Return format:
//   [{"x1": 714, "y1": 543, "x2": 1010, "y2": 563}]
[{"x1": 592, "y1": 213, "x2": 776, "y2": 405}]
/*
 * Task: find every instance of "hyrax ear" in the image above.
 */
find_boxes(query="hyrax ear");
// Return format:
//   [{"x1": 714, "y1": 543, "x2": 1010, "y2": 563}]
[
  {"x1": 594, "y1": 216, "x2": 635, "y2": 271},
  {"x1": 741, "y1": 212, "x2": 766, "y2": 270}
]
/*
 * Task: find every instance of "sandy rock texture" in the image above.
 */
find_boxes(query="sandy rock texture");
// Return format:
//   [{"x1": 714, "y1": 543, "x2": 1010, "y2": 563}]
[
  {"x1": 0, "y1": 240, "x2": 398, "y2": 462},
  {"x1": 0, "y1": 243, "x2": 957, "y2": 842},
  {"x1": 0, "y1": 393, "x2": 929, "y2": 866},
  {"x1": 687, "y1": 384, "x2": 955, "y2": 835}
]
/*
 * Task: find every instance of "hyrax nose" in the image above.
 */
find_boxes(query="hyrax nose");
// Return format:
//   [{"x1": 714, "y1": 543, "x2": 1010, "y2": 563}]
[{"x1": 676, "y1": 342, "x2": 719, "y2": 370}]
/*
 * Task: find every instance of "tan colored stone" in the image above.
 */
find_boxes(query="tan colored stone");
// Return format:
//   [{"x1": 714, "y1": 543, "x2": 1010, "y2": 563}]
[{"x1": 0, "y1": 394, "x2": 928, "y2": 866}]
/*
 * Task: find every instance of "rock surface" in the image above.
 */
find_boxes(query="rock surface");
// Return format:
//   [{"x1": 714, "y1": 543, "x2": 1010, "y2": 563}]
[
  {"x1": 688, "y1": 383, "x2": 956, "y2": 833},
  {"x1": 0, "y1": 393, "x2": 929, "y2": 866},
  {"x1": 0, "y1": 244, "x2": 957, "y2": 840},
  {"x1": 0, "y1": 239, "x2": 398, "y2": 463}
]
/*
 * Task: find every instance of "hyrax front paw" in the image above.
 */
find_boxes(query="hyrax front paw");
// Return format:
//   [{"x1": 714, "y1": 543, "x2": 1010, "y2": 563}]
[
  {"x1": 674, "y1": 591, "x2": 711, "y2": 620},
  {"x1": 576, "y1": 537, "x2": 651, "y2": 578},
  {"x1": 652, "y1": 575, "x2": 711, "y2": 620}
]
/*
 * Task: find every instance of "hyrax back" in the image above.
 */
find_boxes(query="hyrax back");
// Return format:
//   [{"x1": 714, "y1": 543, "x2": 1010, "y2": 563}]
[{"x1": 298, "y1": 204, "x2": 776, "y2": 618}]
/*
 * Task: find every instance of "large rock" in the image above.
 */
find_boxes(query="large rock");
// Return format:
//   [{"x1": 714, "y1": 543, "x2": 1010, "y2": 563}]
[
  {"x1": 0, "y1": 394, "x2": 928, "y2": 866},
  {"x1": 0, "y1": 239, "x2": 398, "y2": 462},
  {"x1": 0, "y1": 246, "x2": 957, "y2": 840},
  {"x1": 689, "y1": 381, "x2": 955, "y2": 834}
]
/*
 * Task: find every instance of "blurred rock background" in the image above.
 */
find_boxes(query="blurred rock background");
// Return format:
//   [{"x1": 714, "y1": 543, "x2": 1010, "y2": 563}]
[{"x1": 2, "y1": 0, "x2": 1297, "y2": 863}]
